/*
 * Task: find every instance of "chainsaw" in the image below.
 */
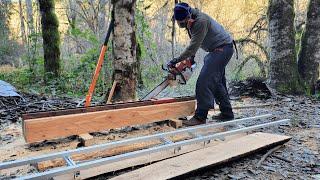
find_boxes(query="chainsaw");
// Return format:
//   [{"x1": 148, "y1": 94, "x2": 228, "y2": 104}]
[{"x1": 141, "y1": 57, "x2": 196, "y2": 100}]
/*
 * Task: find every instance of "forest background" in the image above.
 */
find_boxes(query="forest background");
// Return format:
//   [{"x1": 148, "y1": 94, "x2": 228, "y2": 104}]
[{"x1": 0, "y1": 0, "x2": 314, "y2": 102}]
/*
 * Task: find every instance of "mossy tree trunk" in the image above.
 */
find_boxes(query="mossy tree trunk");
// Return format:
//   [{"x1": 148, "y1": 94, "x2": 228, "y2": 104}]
[
  {"x1": 136, "y1": 41, "x2": 144, "y2": 87},
  {"x1": 0, "y1": 0, "x2": 12, "y2": 65},
  {"x1": 298, "y1": 0, "x2": 320, "y2": 94},
  {"x1": 267, "y1": 0, "x2": 303, "y2": 94},
  {"x1": 112, "y1": 0, "x2": 138, "y2": 102},
  {"x1": 39, "y1": 0, "x2": 61, "y2": 78},
  {"x1": 0, "y1": 1, "x2": 10, "y2": 43}
]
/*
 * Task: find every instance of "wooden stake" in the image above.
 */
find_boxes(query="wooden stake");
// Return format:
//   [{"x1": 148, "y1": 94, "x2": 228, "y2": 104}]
[
  {"x1": 168, "y1": 119, "x2": 183, "y2": 129},
  {"x1": 78, "y1": 133, "x2": 95, "y2": 147},
  {"x1": 107, "y1": 81, "x2": 117, "y2": 104}
]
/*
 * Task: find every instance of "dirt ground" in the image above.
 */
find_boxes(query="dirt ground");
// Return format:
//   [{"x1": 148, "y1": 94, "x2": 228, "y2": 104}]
[
  {"x1": 0, "y1": 94, "x2": 319, "y2": 179},
  {"x1": 183, "y1": 96, "x2": 320, "y2": 180}
]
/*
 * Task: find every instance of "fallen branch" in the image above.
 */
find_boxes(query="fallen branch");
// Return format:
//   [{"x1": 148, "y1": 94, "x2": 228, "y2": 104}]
[
  {"x1": 235, "y1": 55, "x2": 266, "y2": 78},
  {"x1": 272, "y1": 154, "x2": 292, "y2": 163},
  {"x1": 256, "y1": 145, "x2": 283, "y2": 168},
  {"x1": 210, "y1": 103, "x2": 272, "y2": 112},
  {"x1": 233, "y1": 103, "x2": 272, "y2": 109}
]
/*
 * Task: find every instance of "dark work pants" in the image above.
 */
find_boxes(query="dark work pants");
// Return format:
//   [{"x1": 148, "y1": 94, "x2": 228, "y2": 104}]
[{"x1": 195, "y1": 44, "x2": 234, "y2": 119}]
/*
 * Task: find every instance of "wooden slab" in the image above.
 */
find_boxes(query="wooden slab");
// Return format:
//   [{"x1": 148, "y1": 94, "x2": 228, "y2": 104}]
[
  {"x1": 24, "y1": 100, "x2": 195, "y2": 143},
  {"x1": 54, "y1": 134, "x2": 245, "y2": 180},
  {"x1": 38, "y1": 123, "x2": 235, "y2": 172},
  {"x1": 112, "y1": 132, "x2": 291, "y2": 180}
]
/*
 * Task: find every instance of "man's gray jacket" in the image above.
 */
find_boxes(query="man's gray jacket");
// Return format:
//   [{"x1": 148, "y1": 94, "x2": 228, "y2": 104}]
[{"x1": 178, "y1": 8, "x2": 233, "y2": 60}]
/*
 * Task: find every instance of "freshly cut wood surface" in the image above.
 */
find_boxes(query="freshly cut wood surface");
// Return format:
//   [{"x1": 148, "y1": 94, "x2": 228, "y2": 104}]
[
  {"x1": 38, "y1": 123, "x2": 238, "y2": 172},
  {"x1": 24, "y1": 100, "x2": 195, "y2": 143},
  {"x1": 112, "y1": 132, "x2": 291, "y2": 180},
  {"x1": 54, "y1": 134, "x2": 245, "y2": 180}
]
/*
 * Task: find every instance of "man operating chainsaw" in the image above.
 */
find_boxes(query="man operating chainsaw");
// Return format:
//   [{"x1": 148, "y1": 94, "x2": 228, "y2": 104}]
[{"x1": 168, "y1": 2, "x2": 236, "y2": 126}]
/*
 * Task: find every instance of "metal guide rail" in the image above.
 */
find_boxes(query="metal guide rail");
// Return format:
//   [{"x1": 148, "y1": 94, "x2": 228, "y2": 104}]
[{"x1": 0, "y1": 114, "x2": 290, "y2": 180}]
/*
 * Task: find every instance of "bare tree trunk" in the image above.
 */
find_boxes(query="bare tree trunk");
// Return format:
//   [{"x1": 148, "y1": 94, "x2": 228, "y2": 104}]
[
  {"x1": 267, "y1": 0, "x2": 303, "y2": 94},
  {"x1": 67, "y1": 0, "x2": 77, "y2": 29},
  {"x1": 171, "y1": 0, "x2": 178, "y2": 58},
  {"x1": 26, "y1": 0, "x2": 35, "y2": 36},
  {"x1": 39, "y1": 0, "x2": 61, "y2": 78},
  {"x1": 98, "y1": 0, "x2": 108, "y2": 39},
  {"x1": 25, "y1": 0, "x2": 38, "y2": 74},
  {"x1": 0, "y1": 2, "x2": 10, "y2": 40},
  {"x1": 112, "y1": 0, "x2": 138, "y2": 102},
  {"x1": 298, "y1": 0, "x2": 320, "y2": 94},
  {"x1": 18, "y1": 0, "x2": 26, "y2": 43}
]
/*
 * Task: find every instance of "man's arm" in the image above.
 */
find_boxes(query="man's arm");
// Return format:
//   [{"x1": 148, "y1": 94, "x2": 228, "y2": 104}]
[{"x1": 177, "y1": 19, "x2": 209, "y2": 60}]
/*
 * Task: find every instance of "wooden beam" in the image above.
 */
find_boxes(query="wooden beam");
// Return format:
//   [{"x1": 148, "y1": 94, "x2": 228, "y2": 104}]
[
  {"x1": 111, "y1": 133, "x2": 291, "y2": 180},
  {"x1": 53, "y1": 134, "x2": 245, "y2": 180},
  {"x1": 107, "y1": 81, "x2": 117, "y2": 104},
  {"x1": 23, "y1": 100, "x2": 195, "y2": 143},
  {"x1": 22, "y1": 96, "x2": 195, "y2": 120}
]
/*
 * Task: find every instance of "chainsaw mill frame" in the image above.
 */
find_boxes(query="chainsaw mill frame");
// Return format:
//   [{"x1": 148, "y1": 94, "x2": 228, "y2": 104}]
[{"x1": 0, "y1": 114, "x2": 290, "y2": 179}]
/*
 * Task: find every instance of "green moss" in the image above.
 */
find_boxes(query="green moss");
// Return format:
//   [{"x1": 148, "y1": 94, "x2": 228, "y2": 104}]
[
  {"x1": 39, "y1": 0, "x2": 61, "y2": 78},
  {"x1": 277, "y1": 79, "x2": 305, "y2": 94}
]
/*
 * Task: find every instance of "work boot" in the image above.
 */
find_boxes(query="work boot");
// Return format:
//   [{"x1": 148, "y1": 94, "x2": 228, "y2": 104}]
[
  {"x1": 211, "y1": 113, "x2": 234, "y2": 122},
  {"x1": 183, "y1": 116, "x2": 206, "y2": 126}
]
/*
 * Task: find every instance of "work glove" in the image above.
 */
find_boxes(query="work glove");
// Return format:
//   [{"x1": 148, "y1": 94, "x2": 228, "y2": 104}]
[{"x1": 167, "y1": 58, "x2": 180, "y2": 68}]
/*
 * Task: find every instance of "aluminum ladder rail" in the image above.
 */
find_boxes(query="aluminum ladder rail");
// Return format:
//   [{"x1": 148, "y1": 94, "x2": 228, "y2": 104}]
[{"x1": 0, "y1": 114, "x2": 290, "y2": 179}]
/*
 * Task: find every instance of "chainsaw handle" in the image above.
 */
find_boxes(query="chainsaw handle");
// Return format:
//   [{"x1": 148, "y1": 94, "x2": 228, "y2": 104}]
[
  {"x1": 162, "y1": 61, "x2": 176, "y2": 71},
  {"x1": 162, "y1": 64, "x2": 169, "y2": 71}
]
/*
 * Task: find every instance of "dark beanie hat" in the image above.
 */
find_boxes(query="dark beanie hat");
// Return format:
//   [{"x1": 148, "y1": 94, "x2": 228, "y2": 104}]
[{"x1": 174, "y1": 2, "x2": 190, "y2": 21}]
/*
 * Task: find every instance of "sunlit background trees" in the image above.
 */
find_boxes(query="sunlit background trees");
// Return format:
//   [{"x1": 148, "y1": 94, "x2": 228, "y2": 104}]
[{"x1": 0, "y1": 0, "x2": 318, "y2": 100}]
